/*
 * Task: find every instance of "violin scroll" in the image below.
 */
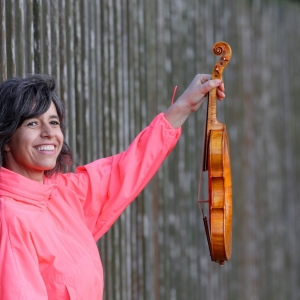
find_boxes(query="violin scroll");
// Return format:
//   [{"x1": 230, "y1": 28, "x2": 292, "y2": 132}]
[{"x1": 212, "y1": 41, "x2": 232, "y2": 80}]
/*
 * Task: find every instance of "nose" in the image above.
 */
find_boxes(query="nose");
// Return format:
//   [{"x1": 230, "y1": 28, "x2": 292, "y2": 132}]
[{"x1": 41, "y1": 123, "x2": 55, "y2": 138}]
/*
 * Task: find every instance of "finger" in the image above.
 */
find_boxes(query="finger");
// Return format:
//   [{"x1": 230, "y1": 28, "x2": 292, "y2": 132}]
[
  {"x1": 216, "y1": 82, "x2": 225, "y2": 100},
  {"x1": 216, "y1": 89, "x2": 225, "y2": 100},
  {"x1": 198, "y1": 74, "x2": 212, "y2": 84},
  {"x1": 218, "y1": 82, "x2": 225, "y2": 92},
  {"x1": 191, "y1": 74, "x2": 211, "y2": 86},
  {"x1": 199, "y1": 79, "x2": 222, "y2": 94}
]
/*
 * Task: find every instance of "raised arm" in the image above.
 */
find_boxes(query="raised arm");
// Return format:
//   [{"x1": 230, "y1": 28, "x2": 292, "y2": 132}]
[{"x1": 164, "y1": 74, "x2": 225, "y2": 128}]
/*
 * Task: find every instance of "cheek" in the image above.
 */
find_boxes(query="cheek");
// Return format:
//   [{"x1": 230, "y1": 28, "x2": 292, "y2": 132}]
[{"x1": 58, "y1": 132, "x2": 64, "y2": 151}]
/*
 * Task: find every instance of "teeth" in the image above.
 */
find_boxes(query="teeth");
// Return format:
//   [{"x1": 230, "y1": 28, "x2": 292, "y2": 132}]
[{"x1": 36, "y1": 145, "x2": 55, "y2": 151}]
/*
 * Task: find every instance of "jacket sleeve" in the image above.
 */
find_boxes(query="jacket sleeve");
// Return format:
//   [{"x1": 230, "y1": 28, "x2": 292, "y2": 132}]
[
  {"x1": 59, "y1": 113, "x2": 181, "y2": 240},
  {"x1": 0, "y1": 200, "x2": 48, "y2": 299}
]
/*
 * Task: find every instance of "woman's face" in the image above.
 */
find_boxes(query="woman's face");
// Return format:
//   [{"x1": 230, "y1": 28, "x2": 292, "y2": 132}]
[{"x1": 3, "y1": 102, "x2": 64, "y2": 182}]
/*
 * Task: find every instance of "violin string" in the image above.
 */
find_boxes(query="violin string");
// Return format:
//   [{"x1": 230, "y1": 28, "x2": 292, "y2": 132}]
[
  {"x1": 197, "y1": 94, "x2": 214, "y2": 259},
  {"x1": 197, "y1": 95, "x2": 209, "y2": 217}
]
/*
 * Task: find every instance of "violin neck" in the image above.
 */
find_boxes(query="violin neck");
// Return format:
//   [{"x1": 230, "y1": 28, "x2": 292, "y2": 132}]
[
  {"x1": 207, "y1": 88, "x2": 218, "y2": 126},
  {"x1": 203, "y1": 88, "x2": 226, "y2": 171}
]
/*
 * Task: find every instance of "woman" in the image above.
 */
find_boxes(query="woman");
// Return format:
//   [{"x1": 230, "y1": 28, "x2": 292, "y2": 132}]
[{"x1": 0, "y1": 74, "x2": 224, "y2": 299}]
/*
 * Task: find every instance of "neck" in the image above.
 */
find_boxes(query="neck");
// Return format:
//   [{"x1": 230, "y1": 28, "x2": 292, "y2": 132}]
[{"x1": 3, "y1": 163, "x2": 44, "y2": 184}]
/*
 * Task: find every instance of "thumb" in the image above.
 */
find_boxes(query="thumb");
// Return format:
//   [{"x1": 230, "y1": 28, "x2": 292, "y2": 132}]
[{"x1": 200, "y1": 79, "x2": 222, "y2": 94}]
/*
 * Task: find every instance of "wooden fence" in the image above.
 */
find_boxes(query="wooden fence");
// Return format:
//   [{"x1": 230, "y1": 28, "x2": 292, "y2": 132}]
[{"x1": 1, "y1": 0, "x2": 300, "y2": 299}]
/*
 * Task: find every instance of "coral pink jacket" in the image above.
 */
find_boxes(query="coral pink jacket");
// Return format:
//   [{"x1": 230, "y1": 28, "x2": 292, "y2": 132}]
[{"x1": 0, "y1": 113, "x2": 181, "y2": 299}]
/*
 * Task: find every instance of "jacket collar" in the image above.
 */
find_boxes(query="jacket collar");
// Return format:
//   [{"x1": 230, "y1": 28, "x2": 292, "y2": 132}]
[{"x1": 0, "y1": 167, "x2": 55, "y2": 206}]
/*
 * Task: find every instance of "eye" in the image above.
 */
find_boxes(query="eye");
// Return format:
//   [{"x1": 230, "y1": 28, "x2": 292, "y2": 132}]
[
  {"x1": 26, "y1": 121, "x2": 38, "y2": 127},
  {"x1": 50, "y1": 120, "x2": 60, "y2": 126}
]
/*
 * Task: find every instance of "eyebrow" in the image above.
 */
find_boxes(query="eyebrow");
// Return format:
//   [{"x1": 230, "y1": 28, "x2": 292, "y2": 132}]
[{"x1": 49, "y1": 115, "x2": 59, "y2": 119}]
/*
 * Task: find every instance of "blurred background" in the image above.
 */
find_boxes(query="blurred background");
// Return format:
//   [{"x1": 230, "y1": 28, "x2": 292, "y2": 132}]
[{"x1": 1, "y1": 0, "x2": 300, "y2": 299}]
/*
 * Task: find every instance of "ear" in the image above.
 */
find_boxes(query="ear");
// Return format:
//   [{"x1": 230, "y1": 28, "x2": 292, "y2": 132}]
[{"x1": 3, "y1": 143, "x2": 10, "y2": 152}]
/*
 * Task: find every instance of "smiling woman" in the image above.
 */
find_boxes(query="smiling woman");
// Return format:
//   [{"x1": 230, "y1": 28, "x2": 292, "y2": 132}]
[
  {"x1": 3, "y1": 102, "x2": 64, "y2": 182},
  {"x1": 0, "y1": 75, "x2": 73, "y2": 177},
  {"x1": 0, "y1": 73, "x2": 224, "y2": 299}
]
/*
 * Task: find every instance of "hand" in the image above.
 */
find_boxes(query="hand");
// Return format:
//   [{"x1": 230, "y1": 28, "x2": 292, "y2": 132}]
[{"x1": 164, "y1": 74, "x2": 225, "y2": 128}]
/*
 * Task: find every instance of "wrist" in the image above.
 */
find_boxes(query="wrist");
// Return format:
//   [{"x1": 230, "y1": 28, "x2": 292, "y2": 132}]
[{"x1": 164, "y1": 102, "x2": 190, "y2": 128}]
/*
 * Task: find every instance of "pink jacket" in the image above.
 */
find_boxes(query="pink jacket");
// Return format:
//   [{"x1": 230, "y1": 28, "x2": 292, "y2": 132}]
[{"x1": 0, "y1": 113, "x2": 181, "y2": 299}]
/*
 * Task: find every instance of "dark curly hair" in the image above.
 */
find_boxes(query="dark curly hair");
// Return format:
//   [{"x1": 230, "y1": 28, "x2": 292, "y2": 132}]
[{"x1": 0, "y1": 74, "x2": 73, "y2": 176}]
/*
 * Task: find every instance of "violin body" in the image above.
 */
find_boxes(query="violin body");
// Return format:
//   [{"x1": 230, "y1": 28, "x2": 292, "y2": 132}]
[
  {"x1": 208, "y1": 127, "x2": 232, "y2": 264},
  {"x1": 199, "y1": 41, "x2": 232, "y2": 265}
]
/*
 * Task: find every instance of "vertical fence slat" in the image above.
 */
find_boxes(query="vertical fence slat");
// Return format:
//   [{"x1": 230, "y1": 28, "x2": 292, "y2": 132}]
[
  {"x1": 25, "y1": 0, "x2": 35, "y2": 74},
  {"x1": 0, "y1": 0, "x2": 7, "y2": 81},
  {"x1": 6, "y1": 0, "x2": 16, "y2": 77},
  {"x1": 50, "y1": 1, "x2": 59, "y2": 84},
  {"x1": 33, "y1": 0, "x2": 42, "y2": 73},
  {"x1": 15, "y1": 0, "x2": 25, "y2": 76},
  {"x1": 42, "y1": 0, "x2": 51, "y2": 75}
]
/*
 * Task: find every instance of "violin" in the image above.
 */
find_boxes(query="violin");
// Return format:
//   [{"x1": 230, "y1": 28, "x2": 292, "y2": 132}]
[{"x1": 198, "y1": 41, "x2": 232, "y2": 265}]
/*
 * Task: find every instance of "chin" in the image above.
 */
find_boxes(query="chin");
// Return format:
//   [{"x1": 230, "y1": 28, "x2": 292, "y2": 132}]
[{"x1": 39, "y1": 163, "x2": 57, "y2": 172}]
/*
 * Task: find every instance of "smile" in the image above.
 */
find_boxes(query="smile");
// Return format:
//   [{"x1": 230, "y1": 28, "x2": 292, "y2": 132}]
[{"x1": 35, "y1": 145, "x2": 55, "y2": 151}]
